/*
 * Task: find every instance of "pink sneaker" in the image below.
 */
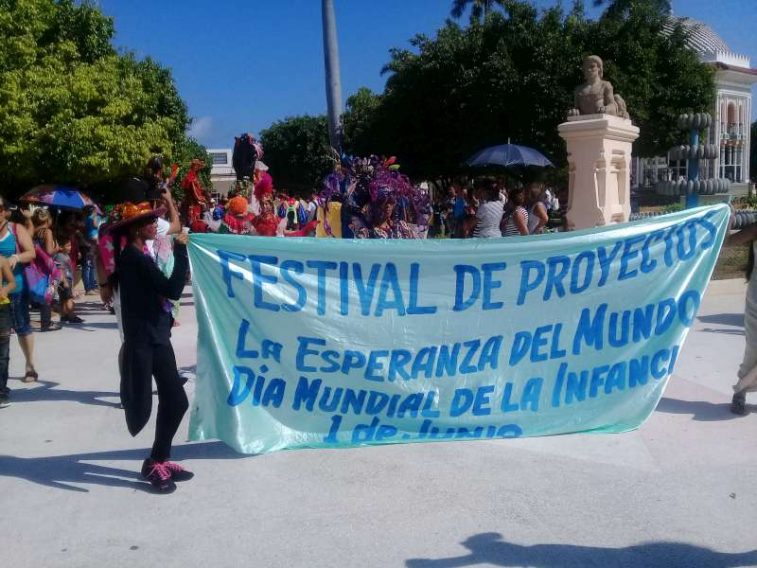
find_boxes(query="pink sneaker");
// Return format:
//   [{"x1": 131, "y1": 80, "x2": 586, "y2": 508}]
[
  {"x1": 141, "y1": 460, "x2": 176, "y2": 493},
  {"x1": 163, "y1": 461, "x2": 194, "y2": 482}
]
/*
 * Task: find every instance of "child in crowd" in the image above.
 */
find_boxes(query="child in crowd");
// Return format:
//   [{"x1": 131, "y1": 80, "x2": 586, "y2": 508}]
[
  {"x1": 0, "y1": 255, "x2": 16, "y2": 408},
  {"x1": 53, "y1": 238, "x2": 84, "y2": 324},
  {"x1": 83, "y1": 206, "x2": 101, "y2": 294}
]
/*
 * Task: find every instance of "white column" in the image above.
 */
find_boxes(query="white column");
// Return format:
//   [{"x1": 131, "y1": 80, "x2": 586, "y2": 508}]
[
  {"x1": 714, "y1": 95, "x2": 722, "y2": 179},
  {"x1": 746, "y1": 97, "x2": 752, "y2": 182},
  {"x1": 559, "y1": 115, "x2": 640, "y2": 229},
  {"x1": 723, "y1": 145, "x2": 728, "y2": 180}
]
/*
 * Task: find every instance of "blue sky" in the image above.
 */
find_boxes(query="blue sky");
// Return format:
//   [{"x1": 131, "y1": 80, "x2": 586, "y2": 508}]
[{"x1": 98, "y1": 0, "x2": 756, "y2": 149}]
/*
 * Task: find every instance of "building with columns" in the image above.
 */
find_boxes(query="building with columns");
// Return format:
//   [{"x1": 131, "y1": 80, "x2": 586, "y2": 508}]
[{"x1": 634, "y1": 17, "x2": 756, "y2": 192}]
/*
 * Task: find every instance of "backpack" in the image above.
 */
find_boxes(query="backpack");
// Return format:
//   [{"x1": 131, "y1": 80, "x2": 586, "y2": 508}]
[{"x1": 11, "y1": 224, "x2": 58, "y2": 305}]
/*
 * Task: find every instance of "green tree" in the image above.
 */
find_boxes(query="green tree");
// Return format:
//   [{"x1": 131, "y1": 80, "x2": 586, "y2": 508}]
[
  {"x1": 342, "y1": 87, "x2": 382, "y2": 157},
  {"x1": 450, "y1": 0, "x2": 504, "y2": 23},
  {"x1": 260, "y1": 116, "x2": 333, "y2": 194},
  {"x1": 582, "y1": 3, "x2": 714, "y2": 156},
  {"x1": 592, "y1": 0, "x2": 672, "y2": 21},
  {"x1": 357, "y1": 0, "x2": 713, "y2": 178},
  {"x1": 0, "y1": 0, "x2": 191, "y2": 198}
]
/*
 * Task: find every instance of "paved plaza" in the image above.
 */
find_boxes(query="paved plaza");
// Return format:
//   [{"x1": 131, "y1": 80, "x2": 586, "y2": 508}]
[{"x1": 1, "y1": 280, "x2": 756, "y2": 568}]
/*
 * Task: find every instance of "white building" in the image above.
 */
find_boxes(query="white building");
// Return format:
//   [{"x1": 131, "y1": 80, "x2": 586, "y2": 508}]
[
  {"x1": 207, "y1": 148, "x2": 236, "y2": 195},
  {"x1": 635, "y1": 17, "x2": 756, "y2": 192}
]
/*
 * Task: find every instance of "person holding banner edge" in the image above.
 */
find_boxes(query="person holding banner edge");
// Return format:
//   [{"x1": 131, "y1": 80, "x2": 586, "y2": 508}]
[
  {"x1": 728, "y1": 217, "x2": 757, "y2": 415},
  {"x1": 108, "y1": 202, "x2": 192, "y2": 493}
]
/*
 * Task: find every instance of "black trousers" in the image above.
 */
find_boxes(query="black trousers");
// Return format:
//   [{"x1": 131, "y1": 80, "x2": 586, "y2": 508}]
[
  {"x1": 150, "y1": 343, "x2": 188, "y2": 461},
  {"x1": 120, "y1": 341, "x2": 188, "y2": 462},
  {"x1": 0, "y1": 305, "x2": 12, "y2": 395},
  {"x1": 40, "y1": 303, "x2": 52, "y2": 327}
]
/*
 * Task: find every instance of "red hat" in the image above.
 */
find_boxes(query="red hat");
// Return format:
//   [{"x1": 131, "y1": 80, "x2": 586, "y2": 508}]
[{"x1": 107, "y1": 202, "x2": 166, "y2": 234}]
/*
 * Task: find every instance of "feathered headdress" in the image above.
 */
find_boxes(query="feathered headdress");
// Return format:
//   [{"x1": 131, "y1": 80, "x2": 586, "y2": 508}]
[
  {"x1": 254, "y1": 171, "x2": 274, "y2": 203},
  {"x1": 318, "y1": 155, "x2": 430, "y2": 237}
]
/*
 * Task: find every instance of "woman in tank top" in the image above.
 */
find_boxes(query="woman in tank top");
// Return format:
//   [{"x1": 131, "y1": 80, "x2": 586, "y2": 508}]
[
  {"x1": 525, "y1": 182, "x2": 549, "y2": 235},
  {"x1": 473, "y1": 182, "x2": 504, "y2": 238},
  {"x1": 32, "y1": 209, "x2": 61, "y2": 331},
  {"x1": 0, "y1": 196, "x2": 38, "y2": 382},
  {"x1": 500, "y1": 186, "x2": 529, "y2": 237}
]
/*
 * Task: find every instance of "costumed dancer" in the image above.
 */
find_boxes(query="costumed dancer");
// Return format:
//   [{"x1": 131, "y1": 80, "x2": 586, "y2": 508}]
[
  {"x1": 253, "y1": 169, "x2": 274, "y2": 217},
  {"x1": 108, "y1": 202, "x2": 193, "y2": 493},
  {"x1": 249, "y1": 161, "x2": 270, "y2": 215},
  {"x1": 353, "y1": 190, "x2": 417, "y2": 239},
  {"x1": 180, "y1": 159, "x2": 209, "y2": 232},
  {"x1": 98, "y1": 174, "x2": 182, "y2": 321},
  {"x1": 318, "y1": 155, "x2": 430, "y2": 239},
  {"x1": 219, "y1": 196, "x2": 255, "y2": 235},
  {"x1": 252, "y1": 174, "x2": 279, "y2": 237},
  {"x1": 232, "y1": 133, "x2": 261, "y2": 181}
]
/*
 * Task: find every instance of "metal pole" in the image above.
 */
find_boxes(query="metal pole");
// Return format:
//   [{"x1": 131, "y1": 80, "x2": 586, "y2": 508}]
[{"x1": 322, "y1": 0, "x2": 343, "y2": 152}]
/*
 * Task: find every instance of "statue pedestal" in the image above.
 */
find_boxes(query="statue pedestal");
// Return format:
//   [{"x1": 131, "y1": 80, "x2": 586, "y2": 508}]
[{"x1": 558, "y1": 114, "x2": 639, "y2": 230}]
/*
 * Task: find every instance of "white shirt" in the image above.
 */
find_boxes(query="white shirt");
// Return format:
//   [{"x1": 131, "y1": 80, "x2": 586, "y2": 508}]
[{"x1": 145, "y1": 217, "x2": 170, "y2": 260}]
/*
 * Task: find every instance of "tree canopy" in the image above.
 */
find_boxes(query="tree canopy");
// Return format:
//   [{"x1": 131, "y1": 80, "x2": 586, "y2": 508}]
[
  {"x1": 344, "y1": 0, "x2": 714, "y2": 179},
  {"x1": 592, "y1": 0, "x2": 672, "y2": 21},
  {"x1": 450, "y1": 0, "x2": 505, "y2": 24},
  {"x1": 260, "y1": 115, "x2": 334, "y2": 194},
  {"x1": 0, "y1": 0, "x2": 194, "y2": 197},
  {"x1": 342, "y1": 87, "x2": 382, "y2": 157}
]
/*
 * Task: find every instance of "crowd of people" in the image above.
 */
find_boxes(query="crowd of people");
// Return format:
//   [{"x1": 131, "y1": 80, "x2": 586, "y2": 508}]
[
  {"x1": 429, "y1": 180, "x2": 564, "y2": 239},
  {"x1": 0, "y1": 144, "x2": 572, "y2": 493},
  {"x1": 172, "y1": 150, "x2": 566, "y2": 242},
  {"x1": 0, "y1": 198, "x2": 98, "y2": 403},
  {"x1": 0, "y1": 142, "x2": 572, "y2": 490},
  {"x1": 2, "y1": 138, "x2": 751, "y2": 495}
]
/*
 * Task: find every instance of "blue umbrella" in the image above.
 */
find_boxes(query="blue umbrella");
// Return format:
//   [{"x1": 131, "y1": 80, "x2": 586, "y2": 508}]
[
  {"x1": 21, "y1": 185, "x2": 100, "y2": 211},
  {"x1": 465, "y1": 143, "x2": 554, "y2": 168}
]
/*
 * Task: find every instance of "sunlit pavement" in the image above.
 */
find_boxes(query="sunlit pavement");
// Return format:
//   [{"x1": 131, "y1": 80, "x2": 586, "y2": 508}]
[{"x1": 1, "y1": 281, "x2": 755, "y2": 568}]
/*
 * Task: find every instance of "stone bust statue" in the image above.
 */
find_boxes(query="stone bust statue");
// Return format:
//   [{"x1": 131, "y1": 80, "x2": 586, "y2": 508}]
[{"x1": 568, "y1": 55, "x2": 629, "y2": 119}]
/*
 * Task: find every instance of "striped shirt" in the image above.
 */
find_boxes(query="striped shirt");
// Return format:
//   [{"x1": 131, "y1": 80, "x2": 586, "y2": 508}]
[
  {"x1": 502, "y1": 206, "x2": 529, "y2": 236},
  {"x1": 473, "y1": 201, "x2": 504, "y2": 238}
]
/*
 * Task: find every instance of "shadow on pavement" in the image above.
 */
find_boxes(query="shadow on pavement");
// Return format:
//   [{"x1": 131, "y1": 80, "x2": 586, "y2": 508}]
[
  {"x1": 697, "y1": 313, "x2": 744, "y2": 327},
  {"x1": 654, "y1": 397, "x2": 754, "y2": 421},
  {"x1": 405, "y1": 532, "x2": 757, "y2": 568},
  {"x1": 70, "y1": 302, "x2": 109, "y2": 312},
  {"x1": 8, "y1": 380, "x2": 121, "y2": 408},
  {"x1": 57, "y1": 321, "x2": 119, "y2": 332},
  {"x1": 699, "y1": 327, "x2": 745, "y2": 336},
  {"x1": 0, "y1": 441, "x2": 245, "y2": 493}
]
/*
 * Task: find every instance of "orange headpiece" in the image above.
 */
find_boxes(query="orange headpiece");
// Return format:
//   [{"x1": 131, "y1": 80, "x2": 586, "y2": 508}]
[{"x1": 228, "y1": 196, "x2": 249, "y2": 216}]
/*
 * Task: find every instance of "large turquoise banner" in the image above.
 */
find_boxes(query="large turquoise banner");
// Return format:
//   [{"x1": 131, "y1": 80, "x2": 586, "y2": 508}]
[{"x1": 188, "y1": 205, "x2": 729, "y2": 454}]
